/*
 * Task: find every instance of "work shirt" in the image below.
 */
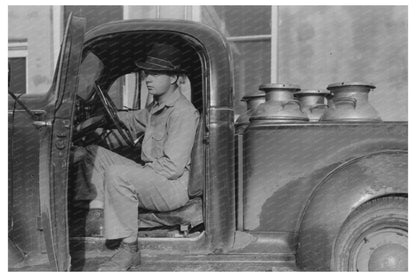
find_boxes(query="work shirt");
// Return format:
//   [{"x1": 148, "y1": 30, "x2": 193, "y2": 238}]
[{"x1": 119, "y1": 88, "x2": 199, "y2": 180}]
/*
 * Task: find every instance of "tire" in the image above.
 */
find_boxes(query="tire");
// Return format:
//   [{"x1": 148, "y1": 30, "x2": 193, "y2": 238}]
[{"x1": 331, "y1": 196, "x2": 408, "y2": 271}]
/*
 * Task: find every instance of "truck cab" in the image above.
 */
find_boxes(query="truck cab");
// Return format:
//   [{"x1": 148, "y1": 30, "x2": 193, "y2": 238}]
[{"x1": 8, "y1": 15, "x2": 408, "y2": 271}]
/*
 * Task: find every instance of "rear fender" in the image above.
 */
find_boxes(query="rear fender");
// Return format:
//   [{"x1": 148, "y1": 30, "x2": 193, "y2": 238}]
[{"x1": 296, "y1": 151, "x2": 407, "y2": 271}]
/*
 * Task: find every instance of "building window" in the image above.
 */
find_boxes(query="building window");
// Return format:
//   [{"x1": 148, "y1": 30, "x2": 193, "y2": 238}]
[
  {"x1": 201, "y1": 6, "x2": 272, "y2": 116},
  {"x1": 8, "y1": 40, "x2": 28, "y2": 94}
]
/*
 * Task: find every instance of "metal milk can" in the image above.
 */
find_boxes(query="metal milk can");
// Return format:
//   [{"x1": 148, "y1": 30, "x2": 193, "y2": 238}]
[
  {"x1": 321, "y1": 82, "x2": 381, "y2": 122},
  {"x1": 294, "y1": 89, "x2": 329, "y2": 122},
  {"x1": 326, "y1": 92, "x2": 334, "y2": 109},
  {"x1": 250, "y1": 83, "x2": 309, "y2": 123},
  {"x1": 236, "y1": 92, "x2": 266, "y2": 127}
]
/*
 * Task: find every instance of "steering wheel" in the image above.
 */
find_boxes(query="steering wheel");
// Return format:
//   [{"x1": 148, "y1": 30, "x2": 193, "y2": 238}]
[{"x1": 94, "y1": 81, "x2": 135, "y2": 148}]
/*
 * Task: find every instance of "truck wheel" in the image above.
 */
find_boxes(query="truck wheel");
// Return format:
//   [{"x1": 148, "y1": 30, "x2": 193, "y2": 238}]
[{"x1": 332, "y1": 196, "x2": 407, "y2": 271}]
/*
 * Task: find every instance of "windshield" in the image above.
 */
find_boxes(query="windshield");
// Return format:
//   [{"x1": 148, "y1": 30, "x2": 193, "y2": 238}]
[{"x1": 77, "y1": 51, "x2": 103, "y2": 100}]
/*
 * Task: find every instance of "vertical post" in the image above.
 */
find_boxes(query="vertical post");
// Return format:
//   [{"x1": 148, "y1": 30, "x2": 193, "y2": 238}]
[
  {"x1": 191, "y1": 5, "x2": 201, "y2": 22},
  {"x1": 236, "y1": 134, "x2": 244, "y2": 230},
  {"x1": 184, "y1": 6, "x2": 189, "y2": 20},
  {"x1": 156, "y1": 6, "x2": 160, "y2": 18},
  {"x1": 271, "y1": 6, "x2": 279, "y2": 83},
  {"x1": 123, "y1": 5, "x2": 130, "y2": 19}
]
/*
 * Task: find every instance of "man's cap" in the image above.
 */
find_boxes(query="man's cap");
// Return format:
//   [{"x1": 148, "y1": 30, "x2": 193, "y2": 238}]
[{"x1": 135, "y1": 43, "x2": 185, "y2": 73}]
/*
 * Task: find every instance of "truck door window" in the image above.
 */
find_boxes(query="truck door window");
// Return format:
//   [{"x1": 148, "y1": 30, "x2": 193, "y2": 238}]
[
  {"x1": 106, "y1": 72, "x2": 190, "y2": 112},
  {"x1": 77, "y1": 52, "x2": 103, "y2": 100},
  {"x1": 108, "y1": 72, "x2": 141, "y2": 110}
]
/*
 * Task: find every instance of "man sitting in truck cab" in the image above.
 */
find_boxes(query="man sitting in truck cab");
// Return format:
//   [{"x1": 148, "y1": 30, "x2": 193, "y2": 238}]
[{"x1": 74, "y1": 43, "x2": 199, "y2": 271}]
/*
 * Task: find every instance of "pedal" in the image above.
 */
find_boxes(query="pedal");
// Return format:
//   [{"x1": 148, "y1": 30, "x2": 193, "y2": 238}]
[{"x1": 179, "y1": 224, "x2": 190, "y2": 237}]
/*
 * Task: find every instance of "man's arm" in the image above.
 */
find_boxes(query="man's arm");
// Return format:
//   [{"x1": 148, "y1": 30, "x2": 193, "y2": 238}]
[
  {"x1": 117, "y1": 108, "x2": 148, "y2": 136},
  {"x1": 147, "y1": 108, "x2": 199, "y2": 180},
  {"x1": 100, "y1": 109, "x2": 149, "y2": 148}
]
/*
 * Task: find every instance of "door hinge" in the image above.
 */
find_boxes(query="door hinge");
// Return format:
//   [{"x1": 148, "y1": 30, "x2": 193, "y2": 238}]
[{"x1": 33, "y1": 120, "x2": 53, "y2": 128}]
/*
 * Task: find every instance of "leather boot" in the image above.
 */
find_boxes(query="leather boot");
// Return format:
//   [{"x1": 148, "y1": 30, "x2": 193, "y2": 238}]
[{"x1": 98, "y1": 241, "x2": 141, "y2": 271}]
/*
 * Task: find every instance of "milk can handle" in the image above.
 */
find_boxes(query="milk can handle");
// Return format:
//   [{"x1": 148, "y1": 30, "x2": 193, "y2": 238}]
[
  {"x1": 282, "y1": 100, "x2": 302, "y2": 109},
  {"x1": 309, "y1": 103, "x2": 328, "y2": 112},
  {"x1": 333, "y1": 97, "x2": 357, "y2": 109}
]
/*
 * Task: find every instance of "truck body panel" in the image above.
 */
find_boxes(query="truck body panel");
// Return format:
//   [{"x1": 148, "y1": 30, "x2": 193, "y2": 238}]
[{"x1": 242, "y1": 122, "x2": 407, "y2": 232}]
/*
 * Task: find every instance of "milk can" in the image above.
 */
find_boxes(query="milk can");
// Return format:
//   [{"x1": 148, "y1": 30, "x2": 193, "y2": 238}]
[
  {"x1": 326, "y1": 92, "x2": 334, "y2": 108},
  {"x1": 250, "y1": 83, "x2": 309, "y2": 124},
  {"x1": 236, "y1": 92, "x2": 266, "y2": 128},
  {"x1": 294, "y1": 89, "x2": 329, "y2": 122},
  {"x1": 321, "y1": 82, "x2": 381, "y2": 122}
]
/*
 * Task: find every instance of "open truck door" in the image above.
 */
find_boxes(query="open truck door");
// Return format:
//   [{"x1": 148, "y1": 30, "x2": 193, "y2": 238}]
[{"x1": 41, "y1": 14, "x2": 85, "y2": 271}]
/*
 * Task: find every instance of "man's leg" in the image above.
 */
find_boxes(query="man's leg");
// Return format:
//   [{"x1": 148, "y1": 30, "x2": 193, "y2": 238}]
[
  {"x1": 75, "y1": 145, "x2": 137, "y2": 209},
  {"x1": 99, "y1": 165, "x2": 189, "y2": 271},
  {"x1": 104, "y1": 165, "x2": 189, "y2": 239},
  {"x1": 72, "y1": 145, "x2": 139, "y2": 237}
]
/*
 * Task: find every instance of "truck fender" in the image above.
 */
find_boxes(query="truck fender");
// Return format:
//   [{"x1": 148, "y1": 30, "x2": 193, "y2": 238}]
[{"x1": 296, "y1": 150, "x2": 407, "y2": 271}]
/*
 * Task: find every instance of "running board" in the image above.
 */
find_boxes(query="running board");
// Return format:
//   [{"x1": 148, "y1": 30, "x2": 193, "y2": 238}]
[{"x1": 70, "y1": 251, "x2": 297, "y2": 271}]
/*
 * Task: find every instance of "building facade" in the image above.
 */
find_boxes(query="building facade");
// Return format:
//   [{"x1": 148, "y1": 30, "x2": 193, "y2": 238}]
[{"x1": 8, "y1": 5, "x2": 408, "y2": 121}]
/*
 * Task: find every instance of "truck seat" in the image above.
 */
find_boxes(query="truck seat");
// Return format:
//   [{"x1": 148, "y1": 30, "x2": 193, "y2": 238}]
[
  {"x1": 138, "y1": 197, "x2": 203, "y2": 229},
  {"x1": 138, "y1": 117, "x2": 205, "y2": 230}
]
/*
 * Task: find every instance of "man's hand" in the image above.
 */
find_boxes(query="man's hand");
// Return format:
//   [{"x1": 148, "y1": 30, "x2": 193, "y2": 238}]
[
  {"x1": 75, "y1": 115, "x2": 106, "y2": 134},
  {"x1": 71, "y1": 146, "x2": 87, "y2": 163}
]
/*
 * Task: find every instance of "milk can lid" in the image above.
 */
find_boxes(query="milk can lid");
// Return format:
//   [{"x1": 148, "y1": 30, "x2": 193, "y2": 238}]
[
  {"x1": 327, "y1": 82, "x2": 376, "y2": 90},
  {"x1": 259, "y1": 83, "x2": 301, "y2": 91},
  {"x1": 295, "y1": 89, "x2": 330, "y2": 96},
  {"x1": 241, "y1": 92, "x2": 266, "y2": 101}
]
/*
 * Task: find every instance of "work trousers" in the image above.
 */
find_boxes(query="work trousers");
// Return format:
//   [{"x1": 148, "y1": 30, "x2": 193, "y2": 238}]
[{"x1": 76, "y1": 145, "x2": 189, "y2": 240}]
